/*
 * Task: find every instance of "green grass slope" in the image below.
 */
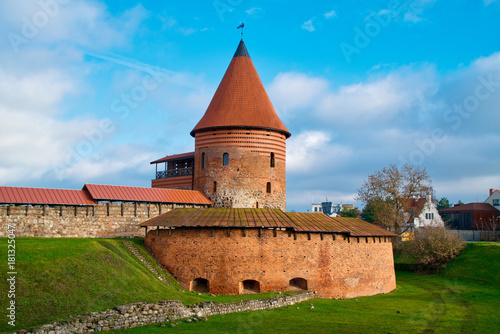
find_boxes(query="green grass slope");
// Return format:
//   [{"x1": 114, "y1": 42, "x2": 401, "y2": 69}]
[
  {"x1": 0, "y1": 238, "x2": 290, "y2": 333},
  {"x1": 0, "y1": 238, "x2": 184, "y2": 332}
]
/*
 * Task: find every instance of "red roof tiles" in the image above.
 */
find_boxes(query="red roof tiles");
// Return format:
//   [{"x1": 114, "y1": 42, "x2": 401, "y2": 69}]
[
  {"x1": 0, "y1": 184, "x2": 211, "y2": 206},
  {"x1": 404, "y1": 198, "x2": 427, "y2": 213},
  {"x1": 191, "y1": 40, "x2": 291, "y2": 138},
  {"x1": 0, "y1": 186, "x2": 95, "y2": 206},
  {"x1": 83, "y1": 184, "x2": 211, "y2": 205},
  {"x1": 140, "y1": 208, "x2": 397, "y2": 237},
  {"x1": 150, "y1": 152, "x2": 195, "y2": 164}
]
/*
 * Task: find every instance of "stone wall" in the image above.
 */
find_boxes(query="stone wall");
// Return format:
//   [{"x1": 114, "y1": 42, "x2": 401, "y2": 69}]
[
  {"x1": 16, "y1": 292, "x2": 316, "y2": 334},
  {"x1": 145, "y1": 227, "x2": 396, "y2": 299},
  {"x1": 0, "y1": 202, "x2": 206, "y2": 238},
  {"x1": 194, "y1": 128, "x2": 287, "y2": 210}
]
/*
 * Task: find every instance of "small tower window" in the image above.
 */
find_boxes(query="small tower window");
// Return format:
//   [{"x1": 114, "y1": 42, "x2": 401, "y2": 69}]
[
  {"x1": 201, "y1": 152, "x2": 205, "y2": 169},
  {"x1": 223, "y1": 153, "x2": 229, "y2": 166},
  {"x1": 270, "y1": 152, "x2": 275, "y2": 168},
  {"x1": 213, "y1": 181, "x2": 217, "y2": 193},
  {"x1": 266, "y1": 182, "x2": 271, "y2": 194}
]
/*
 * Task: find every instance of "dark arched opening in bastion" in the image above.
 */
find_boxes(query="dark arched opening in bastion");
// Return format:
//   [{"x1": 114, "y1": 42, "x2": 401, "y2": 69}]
[
  {"x1": 240, "y1": 279, "x2": 260, "y2": 294},
  {"x1": 190, "y1": 278, "x2": 209, "y2": 293},
  {"x1": 289, "y1": 277, "x2": 308, "y2": 291}
]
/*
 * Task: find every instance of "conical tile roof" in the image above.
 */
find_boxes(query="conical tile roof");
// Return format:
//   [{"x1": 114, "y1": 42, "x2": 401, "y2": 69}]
[{"x1": 191, "y1": 40, "x2": 291, "y2": 138}]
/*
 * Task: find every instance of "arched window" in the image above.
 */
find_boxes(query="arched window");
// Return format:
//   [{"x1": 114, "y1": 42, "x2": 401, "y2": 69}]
[
  {"x1": 213, "y1": 181, "x2": 217, "y2": 193},
  {"x1": 190, "y1": 278, "x2": 209, "y2": 293},
  {"x1": 223, "y1": 153, "x2": 229, "y2": 166},
  {"x1": 270, "y1": 152, "x2": 275, "y2": 168},
  {"x1": 201, "y1": 152, "x2": 205, "y2": 169},
  {"x1": 266, "y1": 182, "x2": 271, "y2": 194}
]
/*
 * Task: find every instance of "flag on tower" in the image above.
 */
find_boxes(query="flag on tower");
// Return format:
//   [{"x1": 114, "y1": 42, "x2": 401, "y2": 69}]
[{"x1": 237, "y1": 22, "x2": 244, "y2": 29}]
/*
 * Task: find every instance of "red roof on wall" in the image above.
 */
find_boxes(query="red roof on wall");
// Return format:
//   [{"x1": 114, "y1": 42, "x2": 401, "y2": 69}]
[
  {"x1": 141, "y1": 208, "x2": 397, "y2": 237},
  {"x1": 0, "y1": 184, "x2": 211, "y2": 206},
  {"x1": 190, "y1": 40, "x2": 291, "y2": 138},
  {"x1": 83, "y1": 184, "x2": 211, "y2": 205},
  {"x1": 0, "y1": 186, "x2": 95, "y2": 206}
]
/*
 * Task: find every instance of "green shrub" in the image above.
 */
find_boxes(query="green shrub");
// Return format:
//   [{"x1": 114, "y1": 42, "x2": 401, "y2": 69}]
[{"x1": 401, "y1": 226, "x2": 465, "y2": 273}]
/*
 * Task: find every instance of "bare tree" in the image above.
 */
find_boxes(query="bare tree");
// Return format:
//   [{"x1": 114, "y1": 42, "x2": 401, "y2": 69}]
[{"x1": 356, "y1": 163, "x2": 433, "y2": 234}]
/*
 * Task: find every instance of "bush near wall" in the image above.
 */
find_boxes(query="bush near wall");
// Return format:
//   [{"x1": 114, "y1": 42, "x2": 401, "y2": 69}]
[{"x1": 400, "y1": 226, "x2": 465, "y2": 273}]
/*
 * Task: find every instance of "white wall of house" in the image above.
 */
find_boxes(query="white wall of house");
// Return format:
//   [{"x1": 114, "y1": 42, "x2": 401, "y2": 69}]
[
  {"x1": 414, "y1": 197, "x2": 445, "y2": 228},
  {"x1": 312, "y1": 203, "x2": 323, "y2": 213},
  {"x1": 485, "y1": 190, "x2": 500, "y2": 209}
]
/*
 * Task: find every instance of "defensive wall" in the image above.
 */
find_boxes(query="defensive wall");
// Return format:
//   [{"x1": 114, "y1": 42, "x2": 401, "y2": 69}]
[
  {"x1": 145, "y1": 227, "x2": 396, "y2": 299},
  {"x1": 0, "y1": 202, "x2": 206, "y2": 238}
]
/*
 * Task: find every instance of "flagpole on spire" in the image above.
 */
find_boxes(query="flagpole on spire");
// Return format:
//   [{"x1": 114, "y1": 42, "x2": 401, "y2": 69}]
[{"x1": 237, "y1": 21, "x2": 244, "y2": 39}]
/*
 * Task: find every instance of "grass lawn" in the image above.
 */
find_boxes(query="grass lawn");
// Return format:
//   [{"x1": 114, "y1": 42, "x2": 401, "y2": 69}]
[
  {"x1": 0, "y1": 238, "x2": 498, "y2": 334},
  {"x1": 0, "y1": 238, "x2": 291, "y2": 333}
]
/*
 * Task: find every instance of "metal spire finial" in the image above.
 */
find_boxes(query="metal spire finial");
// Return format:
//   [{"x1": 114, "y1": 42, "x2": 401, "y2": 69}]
[{"x1": 237, "y1": 22, "x2": 244, "y2": 39}]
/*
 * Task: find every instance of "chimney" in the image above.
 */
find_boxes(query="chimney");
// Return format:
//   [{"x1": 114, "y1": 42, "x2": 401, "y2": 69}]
[
  {"x1": 428, "y1": 194, "x2": 432, "y2": 202},
  {"x1": 490, "y1": 188, "x2": 495, "y2": 196}
]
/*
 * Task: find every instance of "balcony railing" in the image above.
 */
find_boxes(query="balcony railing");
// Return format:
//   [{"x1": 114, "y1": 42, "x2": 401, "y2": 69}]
[{"x1": 156, "y1": 167, "x2": 193, "y2": 179}]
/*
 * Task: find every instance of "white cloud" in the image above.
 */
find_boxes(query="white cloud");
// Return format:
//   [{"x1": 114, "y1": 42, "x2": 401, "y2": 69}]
[
  {"x1": 471, "y1": 51, "x2": 500, "y2": 73},
  {"x1": 315, "y1": 67, "x2": 438, "y2": 124},
  {"x1": 324, "y1": 10, "x2": 337, "y2": 19},
  {"x1": 52, "y1": 144, "x2": 153, "y2": 182},
  {"x1": 301, "y1": 18, "x2": 315, "y2": 32},
  {"x1": 246, "y1": 7, "x2": 263, "y2": 16},
  {"x1": 268, "y1": 72, "x2": 329, "y2": 110},
  {"x1": 159, "y1": 14, "x2": 197, "y2": 36},
  {"x1": 287, "y1": 131, "x2": 351, "y2": 174},
  {"x1": 1, "y1": 1, "x2": 149, "y2": 51},
  {"x1": 0, "y1": 68, "x2": 75, "y2": 113},
  {"x1": 0, "y1": 106, "x2": 102, "y2": 183},
  {"x1": 403, "y1": 0, "x2": 437, "y2": 23},
  {"x1": 434, "y1": 174, "x2": 500, "y2": 203}
]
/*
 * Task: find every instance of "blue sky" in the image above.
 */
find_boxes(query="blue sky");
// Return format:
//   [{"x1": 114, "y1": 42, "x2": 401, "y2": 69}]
[{"x1": 0, "y1": 0, "x2": 499, "y2": 212}]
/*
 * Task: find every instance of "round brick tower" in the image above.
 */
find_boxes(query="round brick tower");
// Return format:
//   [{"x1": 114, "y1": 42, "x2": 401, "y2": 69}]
[{"x1": 191, "y1": 40, "x2": 291, "y2": 210}]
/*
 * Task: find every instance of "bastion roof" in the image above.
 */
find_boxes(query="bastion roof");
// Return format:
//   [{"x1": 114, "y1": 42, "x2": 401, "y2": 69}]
[
  {"x1": 140, "y1": 208, "x2": 397, "y2": 237},
  {"x1": 190, "y1": 40, "x2": 291, "y2": 138}
]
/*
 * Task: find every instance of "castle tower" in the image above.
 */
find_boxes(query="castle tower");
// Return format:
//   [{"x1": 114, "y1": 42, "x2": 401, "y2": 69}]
[{"x1": 191, "y1": 40, "x2": 291, "y2": 210}]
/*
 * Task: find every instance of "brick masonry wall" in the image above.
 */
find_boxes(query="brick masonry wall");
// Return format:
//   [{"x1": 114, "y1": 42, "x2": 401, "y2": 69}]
[
  {"x1": 145, "y1": 228, "x2": 396, "y2": 299},
  {"x1": 0, "y1": 203, "x2": 206, "y2": 238},
  {"x1": 194, "y1": 129, "x2": 286, "y2": 210},
  {"x1": 17, "y1": 292, "x2": 316, "y2": 334}
]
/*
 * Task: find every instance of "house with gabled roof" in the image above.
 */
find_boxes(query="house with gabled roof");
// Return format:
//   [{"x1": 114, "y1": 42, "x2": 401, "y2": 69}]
[
  {"x1": 405, "y1": 195, "x2": 444, "y2": 229},
  {"x1": 485, "y1": 188, "x2": 500, "y2": 209}
]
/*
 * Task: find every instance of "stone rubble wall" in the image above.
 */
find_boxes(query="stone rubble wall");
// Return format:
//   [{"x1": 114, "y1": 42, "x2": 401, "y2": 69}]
[
  {"x1": 15, "y1": 292, "x2": 316, "y2": 334},
  {"x1": 0, "y1": 202, "x2": 207, "y2": 238}
]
